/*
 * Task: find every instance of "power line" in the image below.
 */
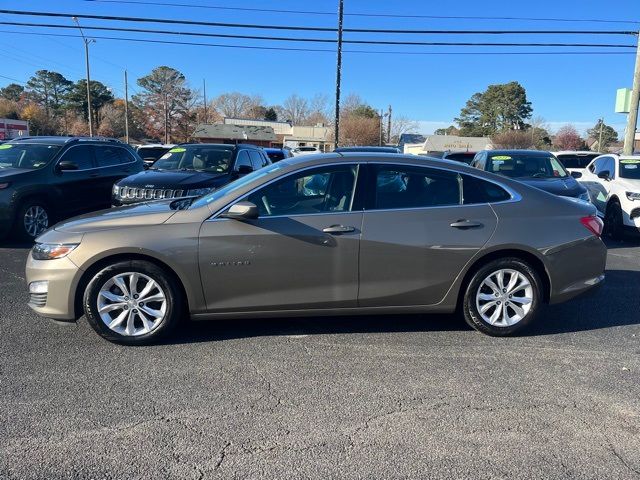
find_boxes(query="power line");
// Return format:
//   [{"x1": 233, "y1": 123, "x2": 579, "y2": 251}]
[
  {"x1": 1, "y1": 22, "x2": 635, "y2": 48},
  {"x1": 0, "y1": 9, "x2": 636, "y2": 35},
  {"x1": 81, "y1": 0, "x2": 640, "y2": 25},
  {"x1": 0, "y1": 73, "x2": 26, "y2": 84},
  {"x1": 0, "y1": 29, "x2": 635, "y2": 56}
]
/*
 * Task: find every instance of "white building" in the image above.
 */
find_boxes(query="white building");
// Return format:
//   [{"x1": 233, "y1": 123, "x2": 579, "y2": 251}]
[{"x1": 404, "y1": 135, "x2": 492, "y2": 155}]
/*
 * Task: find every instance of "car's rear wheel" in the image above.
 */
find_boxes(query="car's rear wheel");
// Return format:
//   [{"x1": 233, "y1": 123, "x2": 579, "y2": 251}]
[
  {"x1": 16, "y1": 201, "x2": 50, "y2": 241},
  {"x1": 462, "y1": 258, "x2": 542, "y2": 336},
  {"x1": 604, "y1": 200, "x2": 624, "y2": 240},
  {"x1": 83, "y1": 260, "x2": 183, "y2": 345}
]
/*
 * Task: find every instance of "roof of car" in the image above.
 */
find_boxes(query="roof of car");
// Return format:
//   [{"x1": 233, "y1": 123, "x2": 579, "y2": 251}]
[
  {"x1": 334, "y1": 146, "x2": 400, "y2": 153},
  {"x1": 175, "y1": 143, "x2": 262, "y2": 150},
  {"x1": 8, "y1": 136, "x2": 126, "y2": 145},
  {"x1": 552, "y1": 151, "x2": 598, "y2": 155},
  {"x1": 487, "y1": 149, "x2": 552, "y2": 156}
]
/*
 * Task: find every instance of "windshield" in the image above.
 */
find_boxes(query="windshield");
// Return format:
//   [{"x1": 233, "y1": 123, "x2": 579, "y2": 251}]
[
  {"x1": 191, "y1": 162, "x2": 287, "y2": 209},
  {"x1": 0, "y1": 143, "x2": 61, "y2": 170},
  {"x1": 152, "y1": 146, "x2": 233, "y2": 173},
  {"x1": 555, "y1": 153, "x2": 598, "y2": 169},
  {"x1": 487, "y1": 153, "x2": 569, "y2": 179},
  {"x1": 619, "y1": 159, "x2": 640, "y2": 179}
]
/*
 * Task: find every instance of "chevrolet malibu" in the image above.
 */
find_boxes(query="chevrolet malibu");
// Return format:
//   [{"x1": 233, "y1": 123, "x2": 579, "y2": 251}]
[{"x1": 26, "y1": 153, "x2": 606, "y2": 345}]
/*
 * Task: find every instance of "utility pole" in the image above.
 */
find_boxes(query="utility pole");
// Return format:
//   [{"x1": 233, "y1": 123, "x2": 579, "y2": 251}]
[
  {"x1": 124, "y1": 70, "x2": 129, "y2": 144},
  {"x1": 333, "y1": 0, "x2": 344, "y2": 148},
  {"x1": 203, "y1": 78, "x2": 208, "y2": 124},
  {"x1": 379, "y1": 109, "x2": 383, "y2": 146},
  {"x1": 387, "y1": 105, "x2": 392, "y2": 144},
  {"x1": 73, "y1": 17, "x2": 95, "y2": 137},
  {"x1": 623, "y1": 31, "x2": 640, "y2": 155},
  {"x1": 598, "y1": 117, "x2": 604, "y2": 152},
  {"x1": 163, "y1": 91, "x2": 169, "y2": 144}
]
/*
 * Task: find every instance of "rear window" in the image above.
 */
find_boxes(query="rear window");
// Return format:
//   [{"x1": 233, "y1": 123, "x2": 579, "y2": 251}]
[
  {"x1": 462, "y1": 175, "x2": 512, "y2": 204},
  {"x1": 267, "y1": 151, "x2": 286, "y2": 162},
  {"x1": 138, "y1": 147, "x2": 170, "y2": 161},
  {"x1": 555, "y1": 154, "x2": 599, "y2": 169},
  {"x1": 444, "y1": 152, "x2": 476, "y2": 164}
]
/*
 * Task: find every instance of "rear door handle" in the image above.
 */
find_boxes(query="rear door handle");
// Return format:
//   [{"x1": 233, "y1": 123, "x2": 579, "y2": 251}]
[
  {"x1": 322, "y1": 225, "x2": 356, "y2": 234},
  {"x1": 450, "y1": 219, "x2": 482, "y2": 229}
]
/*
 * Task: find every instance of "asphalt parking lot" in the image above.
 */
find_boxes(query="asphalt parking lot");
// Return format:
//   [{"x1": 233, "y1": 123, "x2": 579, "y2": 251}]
[{"x1": 1, "y1": 239, "x2": 639, "y2": 480}]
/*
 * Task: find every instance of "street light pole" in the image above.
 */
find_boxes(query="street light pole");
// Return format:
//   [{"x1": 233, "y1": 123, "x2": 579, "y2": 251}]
[
  {"x1": 333, "y1": 0, "x2": 344, "y2": 148},
  {"x1": 623, "y1": 31, "x2": 640, "y2": 155},
  {"x1": 124, "y1": 69, "x2": 129, "y2": 144},
  {"x1": 73, "y1": 17, "x2": 95, "y2": 137}
]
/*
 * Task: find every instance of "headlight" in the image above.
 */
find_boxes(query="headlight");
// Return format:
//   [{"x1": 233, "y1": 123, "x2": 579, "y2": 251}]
[
  {"x1": 112, "y1": 184, "x2": 120, "y2": 196},
  {"x1": 626, "y1": 191, "x2": 640, "y2": 201},
  {"x1": 32, "y1": 243, "x2": 79, "y2": 260},
  {"x1": 187, "y1": 187, "x2": 214, "y2": 197},
  {"x1": 578, "y1": 191, "x2": 591, "y2": 203}
]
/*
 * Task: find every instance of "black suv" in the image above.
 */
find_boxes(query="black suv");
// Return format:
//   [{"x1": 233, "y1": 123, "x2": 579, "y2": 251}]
[
  {"x1": 112, "y1": 143, "x2": 271, "y2": 206},
  {"x1": 0, "y1": 136, "x2": 143, "y2": 240}
]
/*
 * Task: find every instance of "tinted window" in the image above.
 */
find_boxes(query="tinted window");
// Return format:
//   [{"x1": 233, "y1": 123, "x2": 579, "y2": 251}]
[
  {"x1": 95, "y1": 146, "x2": 128, "y2": 167},
  {"x1": 0, "y1": 143, "x2": 60, "y2": 170},
  {"x1": 247, "y1": 165, "x2": 357, "y2": 217},
  {"x1": 556, "y1": 154, "x2": 598, "y2": 169},
  {"x1": 619, "y1": 159, "x2": 640, "y2": 179},
  {"x1": 444, "y1": 152, "x2": 476, "y2": 164},
  {"x1": 593, "y1": 156, "x2": 610, "y2": 175},
  {"x1": 153, "y1": 146, "x2": 233, "y2": 173},
  {"x1": 487, "y1": 153, "x2": 568, "y2": 179},
  {"x1": 267, "y1": 150, "x2": 286, "y2": 162},
  {"x1": 249, "y1": 150, "x2": 263, "y2": 171},
  {"x1": 60, "y1": 145, "x2": 94, "y2": 170},
  {"x1": 462, "y1": 175, "x2": 511, "y2": 204},
  {"x1": 372, "y1": 165, "x2": 460, "y2": 210},
  {"x1": 235, "y1": 150, "x2": 252, "y2": 170}
]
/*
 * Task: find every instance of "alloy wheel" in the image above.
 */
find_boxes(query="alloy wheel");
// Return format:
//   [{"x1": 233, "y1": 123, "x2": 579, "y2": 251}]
[
  {"x1": 475, "y1": 269, "x2": 533, "y2": 327},
  {"x1": 97, "y1": 272, "x2": 167, "y2": 336},
  {"x1": 23, "y1": 206, "x2": 49, "y2": 238}
]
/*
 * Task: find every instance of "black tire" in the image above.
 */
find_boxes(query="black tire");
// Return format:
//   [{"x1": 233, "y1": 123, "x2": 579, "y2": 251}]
[
  {"x1": 604, "y1": 200, "x2": 624, "y2": 241},
  {"x1": 462, "y1": 258, "x2": 542, "y2": 336},
  {"x1": 15, "y1": 200, "x2": 51, "y2": 242},
  {"x1": 83, "y1": 260, "x2": 183, "y2": 345}
]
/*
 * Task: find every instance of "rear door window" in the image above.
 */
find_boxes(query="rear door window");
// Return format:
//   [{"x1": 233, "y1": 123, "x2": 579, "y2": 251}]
[
  {"x1": 371, "y1": 165, "x2": 461, "y2": 210},
  {"x1": 59, "y1": 145, "x2": 94, "y2": 170},
  {"x1": 95, "y1": 146, "x2": 128, "y2": 168}
]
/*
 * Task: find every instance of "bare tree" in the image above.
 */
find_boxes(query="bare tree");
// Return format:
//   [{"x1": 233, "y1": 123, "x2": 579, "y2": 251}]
[
  {"x1": 212, "y1": 92, "x2": 263, "y2": 119},
  {"x1": 307, "y1": 93, "x2": 331, "y2": 125},
  {"x1": 281, "y1": 94, "x2": 309, "y2": 124},
  {"x1": 390, "y1": 115, "x2": 419, "y2": 144},
  {"x1": 491, "y1": 130, "x2": 535, "y2": 149}
]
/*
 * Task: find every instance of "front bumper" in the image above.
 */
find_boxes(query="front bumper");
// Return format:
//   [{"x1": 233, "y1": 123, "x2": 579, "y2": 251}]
[{"x1": 25, "y1": 253, "x2": 82, "y2": 320}]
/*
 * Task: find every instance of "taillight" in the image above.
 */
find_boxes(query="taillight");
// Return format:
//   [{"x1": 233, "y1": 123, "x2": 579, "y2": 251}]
[{"x1": 580, "y1": 215, "x2": 603, "y2": 237}]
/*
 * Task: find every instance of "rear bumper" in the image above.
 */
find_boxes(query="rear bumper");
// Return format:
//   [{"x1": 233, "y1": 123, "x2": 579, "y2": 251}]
[{"x1": 545, "y1": 235, "x2": 607, "y2": 305}]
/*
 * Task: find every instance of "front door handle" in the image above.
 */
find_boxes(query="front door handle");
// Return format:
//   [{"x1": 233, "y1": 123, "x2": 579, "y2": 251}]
[
  {"x1": 450, "y1": 219, "x2": 482, "y2": 229},
  {"x1": 322, "y1": 225, "x2": 356, "y2": 234}
]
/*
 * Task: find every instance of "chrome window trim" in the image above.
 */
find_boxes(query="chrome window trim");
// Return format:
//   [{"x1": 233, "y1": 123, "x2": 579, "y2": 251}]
[
  {"x1": 55, "y1": 144, "x2": 138, "y2": 172},
  {"x1": 207, "y1": 162, "x2": 361, "y2": 221},
  {"x1": 206, "y1": 160, "x2": 521, "y2": 221}
]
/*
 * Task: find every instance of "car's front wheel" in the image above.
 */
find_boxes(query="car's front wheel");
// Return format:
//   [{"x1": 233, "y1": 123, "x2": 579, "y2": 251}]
[
  {"x1": 604, "y1": 200, "x2": 624, "y2": 240},
  {"x1": 16, "y1": 200, "x2": 50, "y2": 241},
  {"x1": 83, "y1": 260, "x2": 183, "y2": 345},
  {"x1": 462, "y1": 258, "x2": 542, "y2": 336}
]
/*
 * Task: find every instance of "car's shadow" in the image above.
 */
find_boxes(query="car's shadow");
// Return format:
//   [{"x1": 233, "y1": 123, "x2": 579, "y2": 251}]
[{"x1": 164, "y1": 269, "x2": 640, "y2": 345}]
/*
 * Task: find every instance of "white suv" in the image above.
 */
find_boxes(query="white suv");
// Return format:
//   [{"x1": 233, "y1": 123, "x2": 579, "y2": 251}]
[{"x1": 579, "y1": 154, "x2": 640, "y2": 239}]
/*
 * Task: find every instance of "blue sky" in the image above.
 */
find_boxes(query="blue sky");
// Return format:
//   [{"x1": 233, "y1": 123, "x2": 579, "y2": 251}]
[{"x1": 1, "y1": 0, "x2": 638, "y2": 136}]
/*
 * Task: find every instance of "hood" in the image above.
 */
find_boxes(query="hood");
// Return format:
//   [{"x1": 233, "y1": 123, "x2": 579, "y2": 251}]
[
  {"x1": 116, "y1": 169, "x2": 229, "y2": 189},
  {"x1": 0, "y1": 167, "x2": 33, "y2": 179},
  {"x1": 516, "y1": 176, "x2": 586, "y2": 197},
  {"x1": 615, "y1": 177, "x2": 640, "y2": 192},
  {"x1": 53, "y1": 200, "x2": 178, "y2": 234}
]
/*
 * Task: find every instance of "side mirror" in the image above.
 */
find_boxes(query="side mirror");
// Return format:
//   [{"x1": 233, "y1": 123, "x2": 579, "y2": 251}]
[
  {"x1": 236, "y1": 165, "x2": 254, "y2": 175},
  {"x1": 570, "y1": 171, "x2": 582, "y2": 179},
  {"x1": 57, "y1": 160, "x2": 78, "y2": 171},
  {"x1": 597, "y1": 170, "x2": 610, "y2": 180},
  {"x1": 221, "y1": 201, "x2": 259, "y2": 220},
  {"x1": 143, "y1": 163, "x2": 150, "y2": 170}
]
